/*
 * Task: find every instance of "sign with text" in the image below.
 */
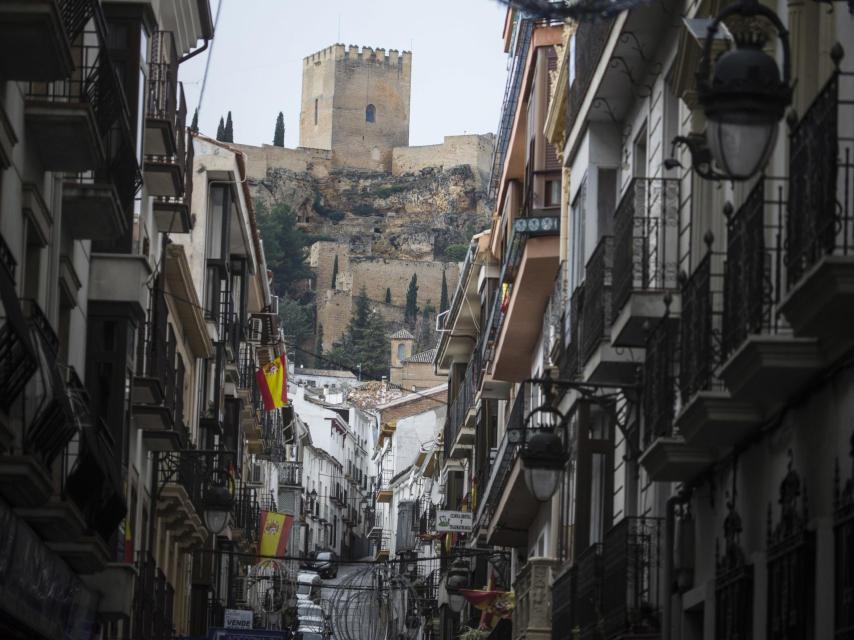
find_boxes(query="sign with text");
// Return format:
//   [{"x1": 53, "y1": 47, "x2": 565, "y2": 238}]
[
  {"x1": 436, "y1": 510, "x2": 473, "y2": 533},
  {"x1": 223, "y1": 609, "x2": 253, "y2": 631}
]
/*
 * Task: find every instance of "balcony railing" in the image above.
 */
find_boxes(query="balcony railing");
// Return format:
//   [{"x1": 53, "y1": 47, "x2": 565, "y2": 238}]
[
  {"x1": 476, "y1": 391, "x2": 524, "y2": 529},
  {"x1": 561, "y1": 284, "x2": 583, "y2": 380},
  {"x1": 642, "y1": 314, "x2": 679, "y2": 448},
  {"x1": 443, "y1": 357, "x2": 476, "y2": 458},
  {"x1": 602, "y1": 516, "x2": 664, "y2": 637},
  {"x1": 0, "y1": 269, "x2": 38, "y2": 411},
  {"x1": 575, "y1": 543, "x2": 603, "y2": 639},
  {"x1": 612, "y1": 178, "x2": 680, "y2": 318},
  {"x1": 543, "y1": 265, "x2": 567, "y2": 367},
  {"x1": 278, "y1": 461, "x2": 303, "y2": 487},
  {"x1": 678, "y1": 248, "x2": 724, "y2": 404},
  {"x1": 721, "y1": 179, "x2": 787, "y2": 360},
  {"x1": 133, "y1": 552, "x2": 175, "y2": 640},
  {"x1": 552, "y1": 566, "x2": 576, "y2": 640},
  {"x1": 233, "y1": 485, "x2": 261, "y2": 543},
  {"x1": 566, "y1": 18, "x2": 616, "y2": 138},
  {"x1": 147, "y1": 30, "x2": 179, "y2": 124},
  {"x1": 580, "y1": 236, "x2": 613, "y2": 364},
  {"x1": 786, "y1": 67, "x2": 854, "y2": 291}
]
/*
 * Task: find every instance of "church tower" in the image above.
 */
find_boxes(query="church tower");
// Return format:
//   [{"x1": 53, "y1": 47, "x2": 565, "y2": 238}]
[{"x1": 299, "y1": 44, "x2": 412, "y2": 171}]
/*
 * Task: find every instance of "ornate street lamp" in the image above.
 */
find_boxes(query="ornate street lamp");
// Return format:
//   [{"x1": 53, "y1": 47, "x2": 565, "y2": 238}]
[
  {"x1": 203, "y1": 484, "x2": 234, "y2": 535},
  {"x1": 512, "y1": 384, "x2": 568, "y2": 502},
  {"x1": 445, "y1": 557, "x2": 470, "y2": 613},
  {"x1": 669, "y1": 0, "x2": 793, "y2": 180},
  {"x1": 697, "y1": 0, "x2": 792, "y2": 180}
]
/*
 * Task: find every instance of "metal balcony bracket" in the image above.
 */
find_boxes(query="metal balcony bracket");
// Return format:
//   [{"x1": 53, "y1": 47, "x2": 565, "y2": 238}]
[
  {"x1": 524, "y1": 377, "x2": 643, "y2": 459},
  {"x1": 591, "y1": 97, "x2": 619, "y2": 124},
  {"x1": 609, "y1": 56, "x2": 653, "y2": 99}
]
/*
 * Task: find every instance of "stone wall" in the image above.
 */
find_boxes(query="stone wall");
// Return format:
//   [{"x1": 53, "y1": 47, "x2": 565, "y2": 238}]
[
  {"x1": 350, "y1": 256, "x2": 458, "y2": 310},
  {"x1": 390, "y1": 361, "x2": 444, "y2": 392},
  {"x1": 299, "y1": 44, "x2": 412, "y2": 172},
  {"x1": 316, "y1": 289, "x2": 352, "y2": 352},
  {"x1": 392, "y1": 134, "x2": 495, "y2": 188}
]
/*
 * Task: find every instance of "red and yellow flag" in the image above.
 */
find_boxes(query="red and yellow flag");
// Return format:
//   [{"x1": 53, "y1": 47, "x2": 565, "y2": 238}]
[
  {"x1": 461, "y1": 586, "x2": 515, "y2": 631},
  {"x1": 256, "y1": 354, "x2": 287, "y2": 410},
  {"x1": 259, "y1": 511, "x2": 294, "y2": 558}
]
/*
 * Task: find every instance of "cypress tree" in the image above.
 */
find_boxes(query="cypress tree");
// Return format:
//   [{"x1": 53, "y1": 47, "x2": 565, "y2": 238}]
[
  {"x1": 216, "y1": 116, "x2": 225, "y2": 141},
  {"x1": 273, "y1": 112, "x2": 285, "y2": 147},
  {"x1": 384, "y1": 287, "x2": 391, "y2": 304},
  {"x1": 331, "y1": 255, "x2": 339, "y2": 289},
  {"x1": 190, "y1": 109, "x2": 199, "y2": 132},
  {"x1": 440, "y1": 271, "x2": 449, "y2": 313},
  {"x1": 224, "y1": 111, "x2": 234, "y2": 142},
  {"x1": 404, "y1": 273, "x2": 418, "y2": 325}
]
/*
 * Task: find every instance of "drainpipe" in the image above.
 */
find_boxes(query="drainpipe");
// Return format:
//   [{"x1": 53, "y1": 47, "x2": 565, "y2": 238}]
[
  {"x1": 663, "y1": 487, "x2": 691, "y2": 640},
  {"x1": 179, "y1": 39, "x2": 209, "y2": 64}
]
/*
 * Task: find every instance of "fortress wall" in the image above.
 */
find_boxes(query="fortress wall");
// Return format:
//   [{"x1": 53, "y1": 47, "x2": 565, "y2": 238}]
[{"x1": 391, "y1": 134, "x2": 495, "y2": 187}]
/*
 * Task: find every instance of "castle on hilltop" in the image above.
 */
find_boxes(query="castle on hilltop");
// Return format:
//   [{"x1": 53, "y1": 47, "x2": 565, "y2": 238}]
[
  {"x1": 236, "y1": 44, "x2": 494, "y2": 359},
  {"x1": 300, "y1": 44, "x2": 412, "y2": 172}
]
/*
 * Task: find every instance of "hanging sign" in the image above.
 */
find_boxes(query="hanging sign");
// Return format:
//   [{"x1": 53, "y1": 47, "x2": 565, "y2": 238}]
[
  {"x1": 223, "y1": 609, "x2": 253, "y2": 630},
  {"x1": 436, "y1": 510, "x2": 473, "y2": 533}
]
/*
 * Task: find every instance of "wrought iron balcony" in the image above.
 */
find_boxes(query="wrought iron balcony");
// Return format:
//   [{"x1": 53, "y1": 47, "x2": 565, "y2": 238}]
[
  {"x1": 601, "y1": 516, "x2": 664, "y2": 638},
  {"x1": 575, "y1": 543, "x2": 603, "y2": 640},
  {"x1": 552, "y1": 565, "x2": 575, "y2": 640},
  {"x1": 581, "y1": 236, "x2": 613, "y2": 365},
  {"x1": 232, "y1": 485, "x2": 261, "y2": 544},
  {"x1": 612, "y1": 177, "x2": 680, "y2": 347},
  {"x1": 779, "y1": 61, "x2": 854, "y2": 365},
  {"x1": 278, "y1": 460, "x2": 303, "y2": 487},
  {"x1": 0, "y1": 0, "x2": 76, "y2": 81},
  {"x1": 642, "y1": 313, "x2": 679, "y2": 449},
  {"x1": 133, "y1": 552, "x2": 175, "y2": 640},
  {"x1": 0, "y1": 240, "x2": 37, "y2": 416},
  {"x1": 443, "y1": 356, "x2": 476, "y2": 459},
  {"x1": 561, "y1": 284, "x2": 583, "y2": 381},
  {"x1": 565, "y1": 18, "x2": 616, "y2": 139},
  {"x1": 26, "y1": 5, "x2": 140, "y2": 182},
  {"x1": 678, "y1": 249, "x2": 724, "y2": 405}
]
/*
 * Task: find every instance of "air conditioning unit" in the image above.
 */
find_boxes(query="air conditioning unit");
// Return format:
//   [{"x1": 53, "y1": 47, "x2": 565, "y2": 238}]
[
  {"x1": 249, "y1": 318, "x2": 264, "y2": 342},
  {"x1": 250, "y1": 462, "x2": 263, "y2": 485}
]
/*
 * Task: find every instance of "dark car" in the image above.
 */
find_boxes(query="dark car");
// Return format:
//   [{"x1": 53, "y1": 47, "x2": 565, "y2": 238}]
[{"x1": 305, "y1": 550, "x2": 337, "y2": 579}]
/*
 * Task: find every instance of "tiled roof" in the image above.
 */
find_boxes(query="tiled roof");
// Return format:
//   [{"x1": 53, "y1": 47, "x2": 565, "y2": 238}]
[
  {"x1": 391, "y1": 328, "x2": 414, "y2": 340},
  {"x1": 294, "y1": 368, "x2": 357, "y2": 379},
  {"x1": 404, "y1": 348, "x2": 437, "y2": 364}
]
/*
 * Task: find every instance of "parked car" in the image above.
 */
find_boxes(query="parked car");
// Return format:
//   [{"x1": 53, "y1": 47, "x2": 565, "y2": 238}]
[
  {"x1": 304, "y1": 550, "x2": 338, "y2": 579},
  {"x1": 296, "y1": 571, "x2": 322, "y2": 603}
]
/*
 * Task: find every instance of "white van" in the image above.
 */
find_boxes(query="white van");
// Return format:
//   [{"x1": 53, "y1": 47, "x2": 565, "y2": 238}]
[{"x1": 296, "y1": 571, "x2": 322, "y2": 604}]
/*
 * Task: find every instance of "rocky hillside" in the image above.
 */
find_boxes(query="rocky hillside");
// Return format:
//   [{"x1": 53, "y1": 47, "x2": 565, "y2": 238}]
[{"x1": 251, "y1": 164, "x2": 490, "y2": 261}]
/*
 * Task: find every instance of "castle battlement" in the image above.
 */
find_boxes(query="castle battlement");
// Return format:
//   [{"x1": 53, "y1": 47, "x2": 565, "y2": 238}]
[{"x1": 304, "y1": 44, "x2": 411, "y2": 68}]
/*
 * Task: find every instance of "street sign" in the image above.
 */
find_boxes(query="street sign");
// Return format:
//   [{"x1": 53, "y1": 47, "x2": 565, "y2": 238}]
[
  {"x1": 436, "y1": 510, "x2": 473, "y2": 533},
  {"x1": 223, "y1": 609, "x2": 253, "y2": 631}
]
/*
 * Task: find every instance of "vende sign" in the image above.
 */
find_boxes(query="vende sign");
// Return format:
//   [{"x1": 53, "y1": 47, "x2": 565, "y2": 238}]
[
  {"x1": 436, "y1": 510, "x2": 473, "y2": 533},
  {"x1": 224, "y1": 609, "x2": 253, "y2": 630}
]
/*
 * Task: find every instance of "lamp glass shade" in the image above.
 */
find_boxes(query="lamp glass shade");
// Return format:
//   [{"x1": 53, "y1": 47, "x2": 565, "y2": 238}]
[
  {"x1": 448, "y1": 592, "x2": 465, "y2": 613},
  {"x1": 523, "y1": 465, "x2": 561, "y2": 502},
  {"x1": 204, "y1": 508, "x2": 229, "y2": 535},
  {"x1": 706, "y1": 117, "x2": 778, "y2": 181}
]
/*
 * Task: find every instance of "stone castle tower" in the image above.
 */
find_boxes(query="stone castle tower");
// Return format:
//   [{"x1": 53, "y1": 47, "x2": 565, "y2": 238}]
[{"x1": 299, "y1": 44, "x2": 412, "y2": 171}]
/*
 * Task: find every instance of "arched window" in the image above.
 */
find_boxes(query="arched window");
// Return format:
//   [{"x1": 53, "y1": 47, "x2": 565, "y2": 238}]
[
  {"x1": 397, "y1": 343, "x2": 406, "y2": 361},
  {"x1": 366, "y1": 104, "x2": 376, "y2": 123}
]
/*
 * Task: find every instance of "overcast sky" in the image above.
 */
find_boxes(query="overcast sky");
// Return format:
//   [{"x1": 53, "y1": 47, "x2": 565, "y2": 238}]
[{"x1": 179, "y1": 0, "x2": 511, "y2": 149}]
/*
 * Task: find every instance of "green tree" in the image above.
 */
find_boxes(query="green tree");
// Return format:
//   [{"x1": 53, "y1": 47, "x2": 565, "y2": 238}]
[
  {"x1": 384, "y1": 287, "x2": 391, "y2": 304},
  {"x1": 273, "y1": 112, "x2": 285, "y2": 147},
  {"x1": 328, "y1": 287, "x2": 389, "y2": 380},
  {"x1": 404, "y1": 273, "x2": 418, "y2": 325},
  {"x1": 216, "y1": 116, "x2": 225, "y2": 141},
  {"x1": 190, "y1": 109, "x2": 199, "y2": 132},
  {"x1": 440, "y1": 270, "x2": 449, "y2": 313},
  {"x1": 278, "y1": 296, "x2": 314, "y2": 364},
  {"x1": 331, "y1": 255, "x2": 339, "y2": 289},
  {"x1": 255, "y1": 201, "x2": 314, "y2": 299},
  {"x1": 416, "y1": 300, "x2": 436, "y2": 351},
  {"x1": 223, "y1": 111, "x2": 234, "y2": 142}
]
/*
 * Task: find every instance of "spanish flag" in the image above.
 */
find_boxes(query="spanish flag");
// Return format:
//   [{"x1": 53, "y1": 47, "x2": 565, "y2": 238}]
[
  {"x1": 256, "y1": 354, "x2": 287, "y2": 411},
  {"x1": 460, "y1": 588, "x2": 515, "y2": 630},
  {"x1": 259, "y1": 511, "x2": 294, "y2": 559}
]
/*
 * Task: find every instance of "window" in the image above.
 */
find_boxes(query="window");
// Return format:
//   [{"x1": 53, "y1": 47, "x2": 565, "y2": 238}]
[
  {"x1": 314, "y1": 98, "x2": 318, "y2": 125},
  {"x1": 366, "y1": 104, "x2": 375, "y2": 123},
  {"x1": 545, "y1": 179, "x2": 561, "y2": 207},
  {"x1": 397, "y1": 343, "x2": 406, "y2": 361}
]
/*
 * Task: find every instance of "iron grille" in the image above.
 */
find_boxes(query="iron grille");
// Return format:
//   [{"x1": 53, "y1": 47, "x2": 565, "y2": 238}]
[
  {"x1": 580, "y1": 236, "x2": 613, "y2": 365},
  {"x1": 552, "y1": 566, "x2": 576, "y2": 640},
  {"x1": 132, "y1": 552, "x2": 175, "y2": 640},
  {"x1": 445, "y1": 357, "x2": 476, "y2": 458},
  {"x1": 562, "y1": 285, "x2": 583, "y2": 380},
  {"x1": 722, "y1": 179, "x2": 775, "y2": 360},
  {"x1": 612, "y1": 177, "x2": 680, "y2": 319},
  {"x1": 715, "y1": 499, "x2": 754, "y2": 640},
  {"x1": 678, "y1": 250, "x2": 724, "y2": 404},
  {"x1": 786, "y1": 68, "x2": 854, "y2": 289},
  {"x1": 642, "y1": 314, "x2": 679, "y2": 448},
  {"x1": 575, "y1": 543, "x2": 603, "y2": 639},
  {"x1": 566, "y1": 19, "x2": 616, "y2": 140},
  {"x1": 602, "y1": 516, "x2": 663, "y2": 637}
]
